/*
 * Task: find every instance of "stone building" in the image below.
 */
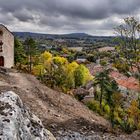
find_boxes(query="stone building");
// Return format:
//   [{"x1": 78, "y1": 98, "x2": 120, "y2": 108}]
[{"x1": 0, "y1": 24, "x2": 14, "y2": 68}]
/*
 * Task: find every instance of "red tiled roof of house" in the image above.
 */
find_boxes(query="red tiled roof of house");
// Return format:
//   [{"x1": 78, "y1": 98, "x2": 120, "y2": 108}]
[
  {"x1": 110, "y1": 71, "x2": 140, "y2": 91},
  {"x1": 87, "y1": 64, "x2": 140, "y2": 92}
]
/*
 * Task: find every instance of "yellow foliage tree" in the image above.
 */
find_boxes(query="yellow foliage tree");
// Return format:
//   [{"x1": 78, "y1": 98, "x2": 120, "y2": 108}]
[
  {"x1": 32, "y1": 64, "x2": 45, "y2": 76},
  {"x1": 53, "y1": 56, "x2": 68, "y2": 66},
  {"x1": 65, "y1": 62, "x2": 79, "y2": 89},
  {"x1": 74, "y1": 64, "x2": 93, "y2": 87},
  {"x1": 32, "y1": 51, "x2": 93, "y2": 92},
  {"x1": 127, "y1": 100, "x2": 140, "y2": 124},
  {"x1": 40, "y1": 51, "x2": 52, "y2": 65},
  {"x1": 67, "y1": 61, "x2": 79, "y2": 73}
]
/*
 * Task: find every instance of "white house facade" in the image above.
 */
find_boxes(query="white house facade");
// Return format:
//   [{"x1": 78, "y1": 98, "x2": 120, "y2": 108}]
[{"x1": 0, "y1": 24, "x2": 14, "y2": 68}]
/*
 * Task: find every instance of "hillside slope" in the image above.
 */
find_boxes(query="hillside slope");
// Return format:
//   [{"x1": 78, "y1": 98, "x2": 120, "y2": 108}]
[
  {"x1": 0, "y1": 69, "x2": 139, "y2": 139},
  {"x1": 0, "y1": 69, "x2": 109, "y2": 126}
]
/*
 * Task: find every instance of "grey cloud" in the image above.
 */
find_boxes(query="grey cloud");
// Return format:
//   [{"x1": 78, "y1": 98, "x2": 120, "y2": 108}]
[
  {"x1": 46, "y1": 0, "x2": 110, "y2": 20},
  {"x1": 44, "y1": 0, "x2": 140, "y2": 20},
  {"x1": 110, "y1": 0, "x2": 140, "y2": 14},
  {"x1": 1, "y1": 0, "x2": 140, "y2": 21},
  {"x1": 0, "y1": 0, "x2": 140, "y2": 35},
  {"x1": 12, "y1": 8, "x2": 34, "y2": 22}
]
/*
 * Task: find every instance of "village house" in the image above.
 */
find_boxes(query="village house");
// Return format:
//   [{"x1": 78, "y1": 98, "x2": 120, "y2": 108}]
[
  {"x1": 0, "y1": 24, "x2": 14, "y2": 68},
  {"x1": 98, "y1": 46, "x2": 115, "y2": 52},
  {"x1": 76, "y1": 56, "x2": 87, "y2": 63},
  {"x1": 86, "y1": 64, "x2": 140, "y2": 104}
]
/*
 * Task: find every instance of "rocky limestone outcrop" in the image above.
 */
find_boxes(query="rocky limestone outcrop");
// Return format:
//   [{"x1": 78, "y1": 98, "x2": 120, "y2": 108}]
[{"x1": 0, "y1": 91, "x2": 56, "y2": 140}]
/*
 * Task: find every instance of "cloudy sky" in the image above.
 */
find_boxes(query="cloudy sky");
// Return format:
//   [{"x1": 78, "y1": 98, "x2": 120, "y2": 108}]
[{"x1": 0, "y1": 0, "x2": 140, "y2": 36}]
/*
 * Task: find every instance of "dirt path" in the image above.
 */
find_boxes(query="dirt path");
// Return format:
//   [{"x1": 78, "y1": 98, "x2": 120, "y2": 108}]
[
  {"x1": 0, "y1": 71, "x2": 110, "y2": 134},
  {"x1": 9, "y1": 72, "x2": 33, "y2": 90}
]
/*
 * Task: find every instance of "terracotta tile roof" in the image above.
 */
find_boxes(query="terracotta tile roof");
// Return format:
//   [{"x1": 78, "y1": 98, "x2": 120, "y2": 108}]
[
  {"x1": 87, "y1": 64, "x2": 140, "y2": 92},
  {"x1": 110, "y1": 71, "x2": 140, "y2": 92}
]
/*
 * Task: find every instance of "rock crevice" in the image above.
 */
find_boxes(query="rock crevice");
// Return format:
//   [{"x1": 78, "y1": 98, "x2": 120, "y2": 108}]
[{"x1": 0, "y1": 91, "x2": 56, "y2": 140}]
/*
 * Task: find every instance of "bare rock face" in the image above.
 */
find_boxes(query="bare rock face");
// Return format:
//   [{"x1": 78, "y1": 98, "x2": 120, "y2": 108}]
[{"x1": 0, "y1": 91, "x2": 56, "y2": 140}]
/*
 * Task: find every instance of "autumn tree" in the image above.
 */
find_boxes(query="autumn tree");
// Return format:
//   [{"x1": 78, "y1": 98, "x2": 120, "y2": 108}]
[
  {"x1": 53, "y1": 56, "x2": 68, "y2": 66},
  {"x1": 40, "y1": 51, "x2": 52, "y2": 65},
  {"x1": 65, "y1": 62, "x2": 79, "y2": 89},
  {"x1": 127, "y1": 100, "x2": 140, "y2": 126},
  {"x1": 74, "y1": 64, "x2": 92, "y2": 87},
  {"x1": 33, "y1": 51, "x2": 52, "y2": 76},
  {"x1": 32, "y1": 51, "x2": 93, "y2": 92},
  {"x1": 114, "y1": 17, "x2": 140, "y2": 80}
]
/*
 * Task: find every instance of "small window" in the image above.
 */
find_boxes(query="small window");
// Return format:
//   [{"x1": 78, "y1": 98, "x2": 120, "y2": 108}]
[
  {"x1": 0, "y1": 41, "x2": 3, "y2": 52},
  {"x1": 0, "y1": 46, "x2": 2, "y2": 52},
  {"x1": 0, "y1": 56, "x2": 4, "y2": 66},
  {"x1": 0, "y1": 41, "x2": 3, "y2": 46},
  {"x1": 0, "y1": 30, "x2": 3, "y2": 36}
]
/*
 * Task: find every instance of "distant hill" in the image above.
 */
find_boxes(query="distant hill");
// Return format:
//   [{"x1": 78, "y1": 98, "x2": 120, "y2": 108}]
[
  {"x1": 13, "y1": 32, "x2": 114, "y2": 40},
  {"x1": 60, "y1": 33, "x2": 92, "y2": 38},
  {"x1": 13, "y1": 32, "x2": 52, "y2": 40}
]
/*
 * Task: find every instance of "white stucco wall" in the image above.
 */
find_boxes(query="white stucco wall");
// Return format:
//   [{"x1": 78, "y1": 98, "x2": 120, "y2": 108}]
[{"x1": 0, "y1": 25, "x2": 14, "y2": 68}]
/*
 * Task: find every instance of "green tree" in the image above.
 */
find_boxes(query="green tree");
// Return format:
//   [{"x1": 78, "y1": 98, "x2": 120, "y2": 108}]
[
  {"x1": 94, "y1": 69, "x2": 120, "y2": 127},
  {"x1": 94, "y1": 69, "x2": 114, "y2": 108},
  {"x1": 24, "y1": 38, "x2": 38, "y2": 73},
  {"x1": 14, "y1": 38, "x2": 26, "y2": 69}
]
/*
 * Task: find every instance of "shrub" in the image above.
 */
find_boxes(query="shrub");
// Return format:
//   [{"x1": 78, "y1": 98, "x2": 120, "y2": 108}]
[
  {"x1": 86, "y1": 100, "x2": 101, "y2": 114},
  {"x1": 103, "y1": 104, "x2": 110, "y2": 115},
  {"x1": 74, "y1": 64, "x2": 92, "y2": 87},
  {"x1": 32, "y1": 64, "x2": 45, "y2": 76},
  {"x1": 100, "y1": 60, "x2": 107, "y2": 66}
]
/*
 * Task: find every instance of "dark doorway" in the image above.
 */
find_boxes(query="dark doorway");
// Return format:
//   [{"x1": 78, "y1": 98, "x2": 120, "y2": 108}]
[{"x1": 0, "y1": 56, "x2": 4, "y2": 66}]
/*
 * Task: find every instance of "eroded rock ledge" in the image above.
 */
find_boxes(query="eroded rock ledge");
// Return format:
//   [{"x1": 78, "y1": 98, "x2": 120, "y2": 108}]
[{"x1": 0, "y1": 91, "x2": 56, "y2": 140}]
